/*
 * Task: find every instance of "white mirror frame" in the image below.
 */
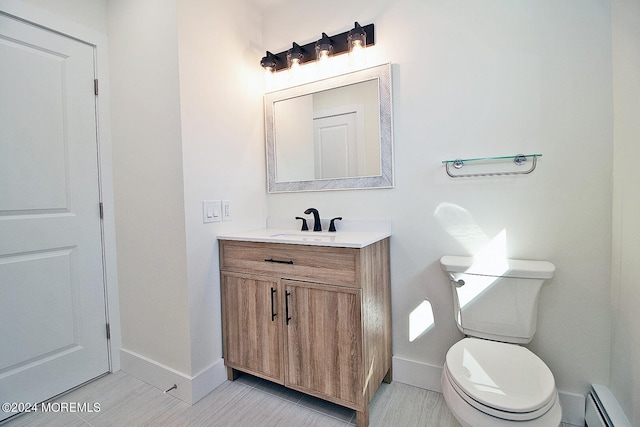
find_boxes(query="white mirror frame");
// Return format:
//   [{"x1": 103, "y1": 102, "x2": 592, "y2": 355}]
[{"x1": 265, "y1": 63, "x2": 393, "y2": 193}]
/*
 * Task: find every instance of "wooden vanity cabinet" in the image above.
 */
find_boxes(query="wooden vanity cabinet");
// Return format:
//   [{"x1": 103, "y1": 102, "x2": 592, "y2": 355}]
[
  {"x1": 219, "y1": 238, "x2": 391, "y2": 427},
  {"x1": 220, "y1": 273, "x2": 283, "y2": 383}
]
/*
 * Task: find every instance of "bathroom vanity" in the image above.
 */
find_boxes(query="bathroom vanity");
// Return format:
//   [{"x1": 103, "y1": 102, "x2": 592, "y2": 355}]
[{"x1": 218, "y1": 228, "x2": 391, "y2": 427}]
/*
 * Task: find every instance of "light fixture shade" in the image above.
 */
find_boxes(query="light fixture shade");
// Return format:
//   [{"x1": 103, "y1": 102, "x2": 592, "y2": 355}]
[
  {"x1": 287, "y1": 42, "x2": 304, "y2": 69},
  {"x1": 260, "y1": 51, "x2": 277, "y2": 74},
  {"x1": 347, "y1": 22, "x2": 367, "y2": 53},
  {"x1": 315, "y1": 33, "x2": 333, "y2": 62}
]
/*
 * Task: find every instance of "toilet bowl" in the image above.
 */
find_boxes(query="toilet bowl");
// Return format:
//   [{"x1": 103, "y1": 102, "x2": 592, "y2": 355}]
[
  {"x1": 439, "y1": 256, "x2": 561, "y2": 427},
  {"x1": 441, "y1": 338, "x2": 562, "y2": 426}
]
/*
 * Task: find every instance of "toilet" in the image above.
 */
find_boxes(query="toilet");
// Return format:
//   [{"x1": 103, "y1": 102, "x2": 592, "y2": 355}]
[{"x1": 439, "y1": 256, "x2": 562, "y2": 427}]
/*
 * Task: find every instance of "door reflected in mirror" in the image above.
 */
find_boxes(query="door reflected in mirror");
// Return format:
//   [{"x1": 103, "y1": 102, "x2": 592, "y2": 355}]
[
  {"x1": 265, "y1": 64, "x2": 393, "y2": 192},
  {"x1": 274, "y1": 79, "x2": 380, "y2": 182}
]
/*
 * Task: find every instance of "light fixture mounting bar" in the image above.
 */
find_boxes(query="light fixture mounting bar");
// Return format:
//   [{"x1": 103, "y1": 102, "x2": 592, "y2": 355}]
[{"x1": 263, "y1": 22, "x2": 374, "y2": 72}]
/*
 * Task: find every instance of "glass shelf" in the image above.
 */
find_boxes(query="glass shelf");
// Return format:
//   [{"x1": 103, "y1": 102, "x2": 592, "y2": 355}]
[{"x1": 442, "y1": 154, "x2": 542, "y2": 178}]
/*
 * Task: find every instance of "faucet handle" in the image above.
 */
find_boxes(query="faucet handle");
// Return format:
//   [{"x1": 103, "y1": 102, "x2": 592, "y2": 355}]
[
  {"x1": 328, "y1": 217, "x2": 342, "y2": 232},
  {"x1": 295, "y1": 216, "x2": 309, "y2": 231}
]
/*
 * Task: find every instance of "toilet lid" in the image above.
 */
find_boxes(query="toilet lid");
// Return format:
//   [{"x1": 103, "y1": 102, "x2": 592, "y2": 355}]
[{"x1": 445, "y1": 338, "x2": 556, "y2": 417}]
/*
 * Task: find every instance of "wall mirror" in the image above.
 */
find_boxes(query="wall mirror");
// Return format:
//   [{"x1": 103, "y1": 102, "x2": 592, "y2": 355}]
[{"x1": 265, "y1": 63, "x2": 393, "y2": 192}]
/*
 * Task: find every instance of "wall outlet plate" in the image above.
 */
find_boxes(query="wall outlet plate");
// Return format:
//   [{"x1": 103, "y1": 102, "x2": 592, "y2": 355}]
[{"x1": 222, "y1": 200, "x2": 232, "y2": 221}]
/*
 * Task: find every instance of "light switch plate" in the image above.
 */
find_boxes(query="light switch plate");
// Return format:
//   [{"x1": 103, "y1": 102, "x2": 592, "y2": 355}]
[{"x1": 203, "y1": 200, "x2": 221, "y2": 223}]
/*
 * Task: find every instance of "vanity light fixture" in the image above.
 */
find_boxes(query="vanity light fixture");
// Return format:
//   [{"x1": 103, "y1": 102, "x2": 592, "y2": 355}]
[
  {"x1": 347, "y1": 22, "x2": 366, "y2": 53},
  {"x1": 315, "y1": 32, "x2": 333, "y2": 63},
  {"x1": 287, "y1": 42, "x2": 304, "y2": 70},
  {"x1": 260, "y1": 21, "x2": 375, "y2": 72},
  {"x1": 260, "y1": 51, "x2": 277, "y2": 75}
]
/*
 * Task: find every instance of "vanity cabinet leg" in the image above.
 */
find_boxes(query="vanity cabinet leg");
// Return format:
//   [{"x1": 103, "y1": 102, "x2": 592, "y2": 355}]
[
  {"x1": 383, "y1": 365, "x2": 393, "y2": 383},
  {"x1": 226, "y1": 366, "x2": 239, "y2": 381},
  {"x1": 356, "y1": 407, "x2": 369, "y2": 427}
]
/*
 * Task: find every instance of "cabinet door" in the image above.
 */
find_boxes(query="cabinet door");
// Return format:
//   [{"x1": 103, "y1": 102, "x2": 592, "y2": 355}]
[
  {"x1": 284, "y1": 280, "x2": 363, "y2": 406},
  {"x1": 221, "y1": 273, "x2": 283, "y2": 382}
]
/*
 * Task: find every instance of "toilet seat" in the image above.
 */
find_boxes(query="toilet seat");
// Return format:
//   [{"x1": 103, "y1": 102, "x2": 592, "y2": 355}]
[{"x1": 444, "y1": 338, "x2": 557, "y2": 421}]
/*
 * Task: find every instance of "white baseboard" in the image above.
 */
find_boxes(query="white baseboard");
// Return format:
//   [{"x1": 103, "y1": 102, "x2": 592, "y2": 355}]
[
  {"x1": 392, "y1": 355, "x2": 443, "y2": 392},
  {"x1": 558, "y1": 390, "x2": 587, "y2": 426},
  {"x1": 392, "y1": 356, "x2": 585, "y2": 426},
  {"x1": 191, "y1": 358, "x2": 229, "y2": 403},
  {"x1": 120, "y1": 348, "x2": 227, "y2": 405}
]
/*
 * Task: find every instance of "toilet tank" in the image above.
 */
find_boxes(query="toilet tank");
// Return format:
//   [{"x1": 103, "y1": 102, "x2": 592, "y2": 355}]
[{"x1": 440, "y1": 256, "x2": 556, "y2": 344}]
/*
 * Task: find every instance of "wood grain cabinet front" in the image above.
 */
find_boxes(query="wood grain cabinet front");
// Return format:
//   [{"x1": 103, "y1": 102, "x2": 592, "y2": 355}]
[
  {"x1": 219, "y1": 238, "x2": 391, "y2": 427},
  {"x1": 221, "y1": 273, "x2": 283, "y2": 383}
]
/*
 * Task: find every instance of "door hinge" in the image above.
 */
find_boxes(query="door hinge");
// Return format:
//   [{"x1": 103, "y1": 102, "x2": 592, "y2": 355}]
[
  {"x1": 106, "y1": 323, "x2": 111, "y2": 340},
  {"x1": 99, "y1": 202, "x2": 104, "y2": 219},
  {"x1": 94, "y1": 79, "x2": 99, "y2": 96}
]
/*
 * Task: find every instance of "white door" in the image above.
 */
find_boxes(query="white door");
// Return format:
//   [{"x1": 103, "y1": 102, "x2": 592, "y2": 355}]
[
  {"x1": 0, "y1": 13, "x2": 109, "y2": 421},
  {"x1": 313, "y1": 106, "x2": 365, "y2": 179}
]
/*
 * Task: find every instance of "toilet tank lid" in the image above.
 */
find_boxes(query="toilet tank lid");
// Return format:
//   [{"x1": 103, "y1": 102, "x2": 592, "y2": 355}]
[{"x1": 440, "y1": 256, "x2": 556, "y2": 279}]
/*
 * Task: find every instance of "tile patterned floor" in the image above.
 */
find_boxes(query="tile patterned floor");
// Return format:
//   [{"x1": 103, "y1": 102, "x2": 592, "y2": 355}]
[{"x1": 2, "y1": 370, "x2": 572, "y2": 426}]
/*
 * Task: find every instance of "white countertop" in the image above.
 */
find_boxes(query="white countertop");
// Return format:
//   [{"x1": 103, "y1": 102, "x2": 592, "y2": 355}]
[{"x1": 217, "y1": 228, "x2": 390, "y2": 248}]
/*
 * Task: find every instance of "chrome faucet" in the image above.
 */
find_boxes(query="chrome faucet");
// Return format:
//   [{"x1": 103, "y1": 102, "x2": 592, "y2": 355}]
[{"x1": 304, "y1": 208, "x2": 322, "y2": 232}]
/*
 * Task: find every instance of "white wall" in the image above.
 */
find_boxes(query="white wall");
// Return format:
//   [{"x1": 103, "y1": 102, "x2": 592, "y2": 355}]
[
  {"x1": 611, "y1": 0, "x2": 640, "y2": 424},
  {"x1": 19, "y1": 0, "x2": 107, "y2": 33},
  {"x1": 175, "y1": 0, "x2": 267, "y2": 376},
  {"x1": 108, "y1": 0, "x2": 192, "y2": 374},
  {"x1": 107, "y1": 0, "x2": 266, "y2": 402},
  {"x1": 262, "y1": 0, "x2": 614, "y2": 406}
]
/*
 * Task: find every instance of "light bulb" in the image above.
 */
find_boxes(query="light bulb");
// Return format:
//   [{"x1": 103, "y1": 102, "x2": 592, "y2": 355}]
[
  {"x1": 347, "y1": 22, "x2": 367, "y2": 68},
  {"x1": 318, "y1": 49, "x2": 330, "y2": 61},
  {"x1": 315, "y1": 33, "x2": 333, "y2": 65}
]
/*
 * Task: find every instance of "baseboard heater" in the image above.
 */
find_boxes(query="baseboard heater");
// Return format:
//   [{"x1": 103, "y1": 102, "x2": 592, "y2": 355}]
[{"x1": 585, "y1": 384, "x2": 631, "y2": 427}]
